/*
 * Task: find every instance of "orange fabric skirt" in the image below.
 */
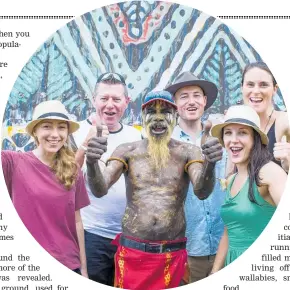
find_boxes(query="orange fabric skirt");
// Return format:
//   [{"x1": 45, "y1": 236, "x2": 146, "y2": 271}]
[{"x1": 113, "y1": 234, "x2": 187, "y2": 290}]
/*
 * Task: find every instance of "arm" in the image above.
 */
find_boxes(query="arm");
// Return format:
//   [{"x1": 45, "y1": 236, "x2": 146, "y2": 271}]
[
  {"x1": 273, "y1": 112, "x2": 290, "y2": 172},
  {"x1": 75, "y1": 146, "x2": 87, "y2": 168},
  {"x1": 225, "y1": 156, "x2": 235, "y2": 178},
  {"x1": 86, "y1": 160, "x2": 124, "y2": 197},
  {"x1": 187, "y1": 137, "x2": 223, "y2": 199},
  {"x1": 1, "y1": 150, "x2": 16, "y2": 196},
  {"x1": 187, "y1": 158, "x2": 216, "y2": 200},
  {"x1": 75, "y1": 210, "x2": 88, "y2": 277},
  {"x1": 281, "y1": 158, "x2": 289, "y2": 173},
  {"x1": 211, "y1": 227, "x2": 229, "y2": 273},
  {"x1": 259, "y1": 162, "x2": 287, "y2": 205},
  {"x1": 273, "y1": 139, "x2": 290, "y2": 173},
  {"x1": 75, "y1": 124, "x2": 109, "y2": 168},
  {"x1": 86, "y1": 137, "x2": 127, "y2": 197}
]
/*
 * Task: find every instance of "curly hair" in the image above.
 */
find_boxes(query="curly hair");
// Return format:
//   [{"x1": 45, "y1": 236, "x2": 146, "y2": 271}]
[{"x1": 51, "y1": 141, "x2": 78, "y2": 190}]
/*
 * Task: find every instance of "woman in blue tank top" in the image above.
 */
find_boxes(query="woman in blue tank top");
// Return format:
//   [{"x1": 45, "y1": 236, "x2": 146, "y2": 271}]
[{"x1": 210, "y1": 105, "x2": 287, "y2": 272}]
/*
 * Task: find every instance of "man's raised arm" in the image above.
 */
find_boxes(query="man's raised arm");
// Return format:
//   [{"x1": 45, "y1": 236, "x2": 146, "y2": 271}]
[
  {"x1": 186, "y1": 135, "x2": 223, "y2": 200},
  {"x1": 86, "y1": 136, "x2": 124, "y2": 197}
]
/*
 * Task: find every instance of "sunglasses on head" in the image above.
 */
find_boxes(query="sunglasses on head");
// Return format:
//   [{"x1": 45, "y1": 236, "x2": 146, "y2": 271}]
[{"x1": 97, "y1": 72, "x2": 126, "y2": 85}]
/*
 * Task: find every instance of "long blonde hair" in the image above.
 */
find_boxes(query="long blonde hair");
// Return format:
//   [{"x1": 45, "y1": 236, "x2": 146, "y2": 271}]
[{"x1": 51, "y1": 140, "x2": 78, "y2": 190}]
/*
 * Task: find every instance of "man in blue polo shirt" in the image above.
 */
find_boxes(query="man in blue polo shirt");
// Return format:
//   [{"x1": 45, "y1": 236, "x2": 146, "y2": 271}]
[{"x1": 166, "y1": 72, "x2": 227, "y2": 283}]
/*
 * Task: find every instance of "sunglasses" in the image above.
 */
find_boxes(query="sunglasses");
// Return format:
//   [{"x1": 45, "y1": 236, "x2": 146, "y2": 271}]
[{"x1": 97, "y1": 72, "x2": 126, "y2": 85}]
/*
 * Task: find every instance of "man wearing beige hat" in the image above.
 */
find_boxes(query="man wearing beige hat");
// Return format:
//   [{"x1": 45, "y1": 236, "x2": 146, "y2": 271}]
[{"x1": 165, "y1": 71, "x2": 227, "y2": 283}]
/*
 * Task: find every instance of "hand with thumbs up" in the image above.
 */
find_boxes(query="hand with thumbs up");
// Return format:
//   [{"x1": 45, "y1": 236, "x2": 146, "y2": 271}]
[
  {"x1": 86, "y1": 123, "x2": 108, "y2": 164},
  {"x1": 82, "y1": 113, "x2": 109, "y2": 149},
  {"x1": 273, "y1": 137, "x2": 290, "y2": 172},
  {"x1": 86, "y1": 136, "x2": 108, "y2": 164},
  {"x1": 85, "y1": 113, "x2": 109, "y2": 164},
  {"x1": 201, "y1": 119, "x2": 223, "y2": 163}
]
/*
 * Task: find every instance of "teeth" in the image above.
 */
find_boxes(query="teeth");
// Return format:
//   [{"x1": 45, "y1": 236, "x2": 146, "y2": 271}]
[
  {"x1": 231, "y1": 147, "x2": 242, "y2": 152},
  {"x1": 250, "y1": 97, "x2": 263, "y2": 103},
  {"x1": 152, "y1": 130, "x2": 165, "y2": 134},
  {"x1": 187, "y1": 108, "x2": 197, "y2": 111},
  {"x1": 152, "y1": 127, "x2": 166, "y2": 134}
]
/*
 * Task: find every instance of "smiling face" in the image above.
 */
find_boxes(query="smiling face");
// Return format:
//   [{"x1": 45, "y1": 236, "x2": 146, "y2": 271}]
[
  {"x1": 33, "y1": 120, "x2": 69, "y2": 155},
  {"x1": 94, "y1": 82, "x2": 129, "y2": 131},
  {"x1": 174, "y1": 85, "x2": 207, "y2": 121},
  {"x1": 223, "y1": 124, "x2": 254, "y2": 166},
  {"x1": 143, "y1": 100, "x2": 176, "y2": 139},
  {"x1": 242, "y1": 67, "x2": 277, "y2": 115},
  {"x1": 142, "y1": 100, "x2": 177, "y2": 169}
]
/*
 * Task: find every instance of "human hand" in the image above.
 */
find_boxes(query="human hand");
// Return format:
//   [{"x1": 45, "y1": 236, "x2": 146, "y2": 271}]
[
  {"x1": 82, "y1": 114, "x2": 109, "y2": 147},
  {"x1": 201, "y1": 120, "x2": 223, "y2": 163},
  {"x1": 86, "y1": 135, "x2": 108, "y2": 164},
  {"x1": 273, "y1": 139, "x2": 290, "y2": 163},
  {"x1": 80, "y1": 268, "x2": 89, "y2": 278}
]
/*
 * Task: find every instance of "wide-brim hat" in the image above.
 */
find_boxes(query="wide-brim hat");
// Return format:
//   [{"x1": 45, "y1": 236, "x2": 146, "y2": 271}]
[
  {"x1": 142, "y1": 90, "x2": 177, "y2": 110},
  {"x1": 165, "y1": 71, "x2": 218, "y2": 111},
  {"x1": 26, "y1": 100, "x2": 80, "y2": 136},
  {"x1": 211, "y1": 105, "x2": 268, "y2": 146}
]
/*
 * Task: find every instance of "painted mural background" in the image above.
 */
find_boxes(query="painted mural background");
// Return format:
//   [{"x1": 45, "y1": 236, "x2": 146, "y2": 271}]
[{"x1": 1, "y1": 1, "x2": 286, "y2": 151}]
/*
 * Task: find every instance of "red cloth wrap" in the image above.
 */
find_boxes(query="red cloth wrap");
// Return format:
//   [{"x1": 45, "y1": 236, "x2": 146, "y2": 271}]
[{"x1": 112, "y1": 234, "x2": 187, "y2": 289}]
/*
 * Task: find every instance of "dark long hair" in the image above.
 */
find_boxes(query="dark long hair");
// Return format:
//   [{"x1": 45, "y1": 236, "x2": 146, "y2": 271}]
[
  {"x1": 242, "y1": 61, "x2": 277, "y2": 87},
  {"x1": 247, "y1": 130, "x2": 272, "y2": 204}
]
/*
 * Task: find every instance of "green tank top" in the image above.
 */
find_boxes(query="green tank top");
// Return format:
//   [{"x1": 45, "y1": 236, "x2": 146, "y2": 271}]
[{"x1": 221, "y1": 174, "x2": 276, "y2": 266}]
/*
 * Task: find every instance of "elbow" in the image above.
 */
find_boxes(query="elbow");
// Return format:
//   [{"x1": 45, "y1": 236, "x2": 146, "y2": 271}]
[
  {"x1": 194, "y1": 189, "x2": 211, "y2": 200},
  {"x1": 194, "y1": 181, "x2": 214, "y2": 200},
  {"x1": 89, "y1": 186, "x2": 108, "y2": 198},
  {"x1": 92, "y1": 190, "x2": 107, "y2": 198}
]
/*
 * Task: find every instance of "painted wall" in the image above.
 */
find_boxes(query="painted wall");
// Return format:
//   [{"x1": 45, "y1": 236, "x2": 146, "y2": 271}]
[{"x1": 1, "y1": 1, "x2": 285, "y2": 151}]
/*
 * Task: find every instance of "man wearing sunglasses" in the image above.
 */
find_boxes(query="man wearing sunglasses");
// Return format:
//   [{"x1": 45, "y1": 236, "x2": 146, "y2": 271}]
[{"x1": 73, "y1": 72, "x2": 141, "y2": 286}]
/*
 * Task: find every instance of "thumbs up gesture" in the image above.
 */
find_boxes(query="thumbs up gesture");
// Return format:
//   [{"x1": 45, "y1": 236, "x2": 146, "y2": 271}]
[
  {"x1": 273, "y1": 136, "x2": 290, "y2": 163},
  {"x1": 201, "y1": 119, "x2": 223, "y2": 163},
  {"x1": 83, "y1": 113, "x2": 109, "y2": 146},
  {"x1": 84, "y1": 113, "x2": 109, "y2": 164},
  {"x1": 86, "y1": 114, "x2": 109, "y2": 164}
]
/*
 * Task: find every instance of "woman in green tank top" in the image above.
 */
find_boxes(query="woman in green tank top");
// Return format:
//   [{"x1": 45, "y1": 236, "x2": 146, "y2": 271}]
[{"x1": 210, "y1": 105, "x2": 287, "y2": 273}]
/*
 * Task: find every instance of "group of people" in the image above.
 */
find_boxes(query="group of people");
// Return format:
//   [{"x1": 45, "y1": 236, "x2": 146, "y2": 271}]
[{"x1": 1, "y1": 61, "x2": 289, "y2": 289}]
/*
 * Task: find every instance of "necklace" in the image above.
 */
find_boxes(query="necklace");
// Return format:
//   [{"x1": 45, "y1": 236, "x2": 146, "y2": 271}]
[{"x1": 263, "y1": 108, "x2": 274, "y2": 133}]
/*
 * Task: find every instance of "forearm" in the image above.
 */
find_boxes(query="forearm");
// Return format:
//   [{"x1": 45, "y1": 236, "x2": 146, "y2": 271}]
[
  {"x1": 194, "y1": 160, "x2": 216, "y2": 200},
  {"x1": 225, "y1": 158, "x2": 235, "y2": 178},
  {"x1": 211, "y1": 228, "x2": 229, "y2": 273},
  {"x1": 75, "y1": 147, "x2": 86, "y2": 167},
  {"x1": 281, "y1": 157, "x2": 289, "y2": 173},
  {"x1": 76, "y1": 219, "x2": 88, "y2": 277},
  {"x1": 86, "y1": 161, "x2": 108, "y2": 197}
]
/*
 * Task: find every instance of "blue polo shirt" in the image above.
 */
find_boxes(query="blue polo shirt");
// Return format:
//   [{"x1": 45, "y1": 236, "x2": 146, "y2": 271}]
[{"x1": 172, "y1": 125, "x2": 227, "y2": 256}]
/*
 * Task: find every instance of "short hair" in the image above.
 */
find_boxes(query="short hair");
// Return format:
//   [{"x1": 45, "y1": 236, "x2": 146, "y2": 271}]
[{"x1": 94, "y1": 73, "x2": 128, "y2": 98}]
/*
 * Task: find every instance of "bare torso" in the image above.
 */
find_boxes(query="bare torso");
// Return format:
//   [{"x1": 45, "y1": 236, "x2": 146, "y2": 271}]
[{"x1": 121, "y1": 139, "x2": 194, "y2": 240}]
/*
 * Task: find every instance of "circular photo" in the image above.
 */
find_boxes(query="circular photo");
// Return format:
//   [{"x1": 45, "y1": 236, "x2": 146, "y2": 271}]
[{"x1": 1, "y1": 1, "x2": 288, "y2": 288}]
